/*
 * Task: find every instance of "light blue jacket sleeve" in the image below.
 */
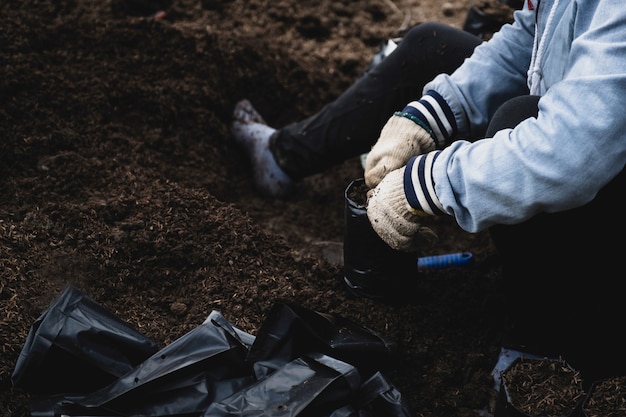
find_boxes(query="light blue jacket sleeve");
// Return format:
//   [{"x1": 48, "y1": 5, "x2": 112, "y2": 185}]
[
  {"x1": 424, "y1": 0, "x2": 626, "y2": 232},
  {"x1": 425, "y1": 6, "x2": 536, "y2": 139}
]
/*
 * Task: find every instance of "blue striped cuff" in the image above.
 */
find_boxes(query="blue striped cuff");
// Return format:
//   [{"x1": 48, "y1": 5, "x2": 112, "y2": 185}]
[
  {"x1": 398, "y1": 90, "x2": 456, "y2": 148},
  {"x1": 403, "y1": 153, "x2": 446, "y2": 216}
]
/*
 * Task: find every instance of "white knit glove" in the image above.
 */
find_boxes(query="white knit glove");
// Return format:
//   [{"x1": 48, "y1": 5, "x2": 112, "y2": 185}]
[
  {"x1": 364, "y1": 114, "x2": 436, "y2": 189},
  {"x1": 366, "y1": 167, "x2": 438, "y2": 253}
]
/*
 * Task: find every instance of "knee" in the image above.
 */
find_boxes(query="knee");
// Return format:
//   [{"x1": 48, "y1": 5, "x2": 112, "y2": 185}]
[
  {"x1": 399, "y1": 23, "x2": 482, "y2": 66},
  {"x1": 402, "y1": 22, "x2": 455, "y2": 44},
  {"x1": 486, "y1": 95, "x2": 540, "y2": 137}
]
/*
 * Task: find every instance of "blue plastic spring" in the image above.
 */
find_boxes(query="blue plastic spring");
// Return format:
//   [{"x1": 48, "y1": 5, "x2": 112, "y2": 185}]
[{"x1": 417, "y1": 252, "x2": 474, "y2": 270}]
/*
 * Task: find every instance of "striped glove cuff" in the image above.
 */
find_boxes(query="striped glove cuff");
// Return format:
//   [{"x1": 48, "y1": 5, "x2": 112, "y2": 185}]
[
  {"x1": 403, "y1": 153, "x2": 447, "y2": 216},
  {"x1": 394, "y1": 90, "x2": 457, "y2": 149}
]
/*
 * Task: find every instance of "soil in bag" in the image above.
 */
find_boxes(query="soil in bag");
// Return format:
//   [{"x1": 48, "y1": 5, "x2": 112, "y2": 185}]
[{"x1": 343, "y1": 179, "x2": 420, "y2": 302}]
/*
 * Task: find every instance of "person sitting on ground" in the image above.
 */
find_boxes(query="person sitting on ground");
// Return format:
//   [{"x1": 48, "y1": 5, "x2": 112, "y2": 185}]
[{"x1": 231, "y1": 0, "x2": 626, "y2": 384}]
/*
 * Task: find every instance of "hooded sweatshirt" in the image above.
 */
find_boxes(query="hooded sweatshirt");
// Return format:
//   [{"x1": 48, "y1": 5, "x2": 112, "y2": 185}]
[{"x1": 407, "y1": 0, "x2": 626, "y2": 232}]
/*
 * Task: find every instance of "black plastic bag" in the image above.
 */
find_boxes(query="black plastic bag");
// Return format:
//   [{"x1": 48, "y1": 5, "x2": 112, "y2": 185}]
[
  {"x1": 59, "y1": 310, "x2": 255, "y2": 417},
  {"x1": 342, "y1": 179, "x2": 419, "y2": 300},
  {"x1": 11, "y1": 285, "x2": 159, "y2": 396},
  {"x1": 15, "y1": 291, "x2": 412, "y2": 417},
  {"x1": 246, "y1": 302, "x2": 395, "y2": 380},
  {"x1": 308, "y1": 372, "x2": 413, "y2": 417},
  {"x1": 354, "y1": 372, "x2": 412, "y2": 417},
  {"x1": 201, "y1": 353, "x2": 362, "y2": 417}
]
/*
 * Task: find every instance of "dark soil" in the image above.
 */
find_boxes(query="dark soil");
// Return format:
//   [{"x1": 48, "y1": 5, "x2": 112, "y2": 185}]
[
  {"x1": 582, "y1": 376, "x2": 626, "y2": 417},
  {"x1": 501, "y1": 358, "x2": 585, "y2": 417},
  {"x1": 0, "y1": 1, "x2": 521, "y2": 416}
]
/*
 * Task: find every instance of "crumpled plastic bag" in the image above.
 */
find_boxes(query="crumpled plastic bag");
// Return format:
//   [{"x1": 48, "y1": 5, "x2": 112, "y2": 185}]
[
  {"x1": 12, "y1": 285, "x2": 159, "y2": 396},
  {"x1": 246, "y1": 302, "x2": 395, "y2": 380},
  {"x1": 202, "y1": 352, "x2": 362, "y2": 417},
  {"x1": 57, "y1": 310, "x2": 254, "y2": 417},
  {"x1": 13, "y1": 287, "x2": 412, "y2": 417},
  {"x1": 203, "y1": 355, "x2": 411, "y2": 417}
]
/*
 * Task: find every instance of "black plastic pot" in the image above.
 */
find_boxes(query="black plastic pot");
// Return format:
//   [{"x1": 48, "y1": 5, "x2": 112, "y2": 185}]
[{"x1": 342, "y1": 179, "x2": 419, "y2": 301}]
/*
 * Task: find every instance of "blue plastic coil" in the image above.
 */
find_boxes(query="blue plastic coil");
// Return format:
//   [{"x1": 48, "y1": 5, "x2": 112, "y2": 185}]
[{"x1": 417, "y1": 252, "x2": 474, "y2": 270}]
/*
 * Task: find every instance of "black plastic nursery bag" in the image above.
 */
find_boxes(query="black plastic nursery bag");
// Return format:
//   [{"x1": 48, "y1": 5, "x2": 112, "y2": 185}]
[
  {"x1": 353, "y1": 371, "x2": 412, "y2": 417},
  {"x1": 14, "y1": 290, "x2": 412, "y2": 417},
  {"x1": 59, "y1": 310, "x2": 255, "y2": 417},
  {"x1": 246, "y1": 302, "x2": 395, "y2": 380},
  {"x1": 343, "y1": 179, "x2": 420, "y2": 300},
  {"x1": 11, "y1": 284, "x2": 159, "y2": 396},
  {"x1": 202, "y1": 352, "x2": 362, "y2": 417}
]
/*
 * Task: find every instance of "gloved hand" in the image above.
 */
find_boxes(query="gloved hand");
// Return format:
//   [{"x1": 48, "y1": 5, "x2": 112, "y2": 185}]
[
  {"x1": 366, "y1": 166, "x2": 438, "y2": 253},
  {"x1": 364, "y1": 114, "x2": 436, "y2": 189}
]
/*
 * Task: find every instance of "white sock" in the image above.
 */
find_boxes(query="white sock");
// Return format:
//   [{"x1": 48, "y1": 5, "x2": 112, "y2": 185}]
[{"x1": 230, "y1": 100, "x2": 294, "y2": 197}]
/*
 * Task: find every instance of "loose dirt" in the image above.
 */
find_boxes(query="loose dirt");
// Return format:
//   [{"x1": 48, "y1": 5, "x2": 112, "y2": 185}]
[{"x1": 1, "y1": 1, "x2": 516, "y2": 416}]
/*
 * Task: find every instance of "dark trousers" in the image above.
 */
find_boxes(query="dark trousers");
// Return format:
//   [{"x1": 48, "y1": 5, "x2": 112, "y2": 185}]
[
  {"x1": 487, "y1": 96, "x2": 626, "y2": 381},
  {"x1": 270, "y1": 22, "x2": 483, "y2": 179}
]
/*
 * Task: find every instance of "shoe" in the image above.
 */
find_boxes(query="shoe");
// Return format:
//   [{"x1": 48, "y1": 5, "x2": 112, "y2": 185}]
[{"x1": 230, "y1": 99, "x2": 294, "y2": 198}]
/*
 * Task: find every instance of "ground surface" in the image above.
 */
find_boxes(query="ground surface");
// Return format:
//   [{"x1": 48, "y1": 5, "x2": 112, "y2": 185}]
[{"x1": 1, "y1": 1, "x2": 518, "y2": 416}]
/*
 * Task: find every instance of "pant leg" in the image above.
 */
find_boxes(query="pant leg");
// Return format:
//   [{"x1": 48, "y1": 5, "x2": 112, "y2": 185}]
[
  {"x1": 487, "y1": 96, "x2": 626, "y2": 381},
  {"x1": 271, "y1": 22, "x2": 483, "y2": 180}
]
